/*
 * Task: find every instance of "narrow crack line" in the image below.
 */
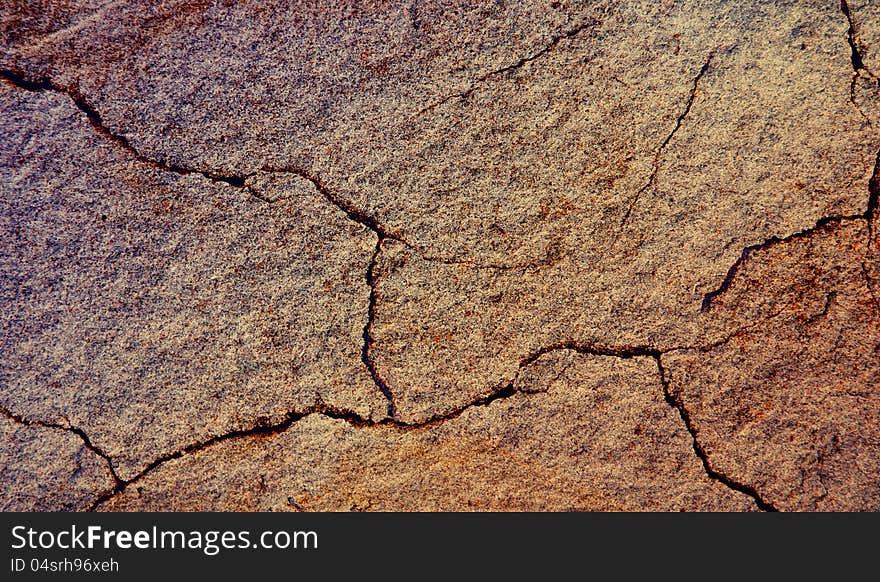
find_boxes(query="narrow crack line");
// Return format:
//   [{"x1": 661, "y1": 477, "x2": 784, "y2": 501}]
[
  {"x1": 805, "y1": 291, "x2": 837, "y2": 327},
  {"x1": 250, "y1": 170, "x2": 402, "y2": 419},
  {"x1": 2, "y1": 69, "x2": 551, "y2": 271},
  {"x1": 477, "y1": 17, "x2": 602, "y2": 82},
  {"x1": 520, "y1": 341, "x2": 661, "y2": 365},
  {"x1": 841, "y1": 0, "x2": 876, "y2": 78},
  {"x1": 653, "y1": 357, "x2": 779, "y2": 512},
  {"x1": 841, "y1": 0, "x2": 877, "y2": 120},
  {"x1": 88, "y1": 388, "x2": 528, "y2": 509},
  {"x1": 85, "y1": 341, "x2": 674, "y2": 510},
  {"x1": 700, "y1": 214, "x2": 860, "y2": 312},
  {"x1": 394, "y1": 383, "x2": 522, "y2": 431},
  {"x1": 415, "y1": 17, "x2": 601, "y2": 117},
  {"x1": 0, "y1": 69, "x2": 245, "y2": 188},
  {"x1": 616, "y1": 51, "x2": 715, "y2": 234},
  {"x1": 247, "y1": 189, "x2": 275, "y2": 204},
  {"x1": 259, "y1": 164, "x2": 404, "y2": 241},
  {"x1": 519, "y1": 331, "x2": 791, "y2": 367},
  {"x1": 402, "y1": 343, "x2": 671, "y2": 431},
  {"x1": 362, "y1": 235, "x2": 398, "y2": 419},
  {"x1": 0, "y1": 406, "x2": 123, "y2": 490},
  {"x1": 703, "y1": 147, "x2": 880, "y2": 312},
  {"x1": 862, "y1": 148, "x2": 880, "y2": 312}
]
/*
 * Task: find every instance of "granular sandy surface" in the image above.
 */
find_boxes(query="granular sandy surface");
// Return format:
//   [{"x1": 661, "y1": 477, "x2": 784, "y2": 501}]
[{"x1": 1, "y1": 1, "x2": 878, "y2": 511}]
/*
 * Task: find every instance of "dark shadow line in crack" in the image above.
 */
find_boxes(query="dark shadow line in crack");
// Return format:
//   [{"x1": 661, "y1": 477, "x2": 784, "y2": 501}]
[{"x1": 654, "y1": 356, "x2": 779, "y2": 512}]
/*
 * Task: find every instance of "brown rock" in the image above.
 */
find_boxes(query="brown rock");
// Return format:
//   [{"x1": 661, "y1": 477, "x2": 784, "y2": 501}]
[
  {"x1": 104, "y1": 353, "x2": 753, "y2": 511},
  {"x1": 0, "y1": 85, "x2": 384, "y2": 481},
  {"x1": 664, "y1": 220, "x2": 880, "y2": 510},
  {"x1": 1, "y1": 0, "x2": 878, "y2": 510},
  {"x1": 0, "y1": 413, "x2": 115, "y2": 511}
]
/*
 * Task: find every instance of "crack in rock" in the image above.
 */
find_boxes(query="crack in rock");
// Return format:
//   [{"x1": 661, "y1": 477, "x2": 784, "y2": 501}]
[
  {"x1": 415, "y1": 17, "x2": 602, "y2": 117},
  {"x1": 616, "y1": 51, "x2": 715, "y2": 235},
  {"x1": 654, "y1": 357, "x2": 778, "y2": 512},
  {"x1": 842, "y1": 0, "x2": 878, "y2": 81},
  {"x1": 363, "y1": 236, "x2": 398, "y2": 419},
  {"x1": 0, "y1": 70, "x2": 245, "y2": 188},
  {"x1": 703, "y1": 148, "x2": 880, "y2": 312},
  {"x1": 841, "y1": 0, "x2": 878, "y2": 121},
  {"x1": 864, "y1": 148, "x2": 880, "y2": 311},
  {"x1": 0, "y1": 406, "x2": 123, "y2": 494}
]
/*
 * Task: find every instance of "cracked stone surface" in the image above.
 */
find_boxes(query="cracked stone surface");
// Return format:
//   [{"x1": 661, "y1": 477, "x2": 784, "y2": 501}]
[
  {"x1": 103, "y1": 354, "x2": 753, "y2": 511},
  {"x1": 664, "y1": 219, "x2": 880, "y2": 511},
  {"x1": 1, "y1": 0, "x2": 879, "y2": 511},
  {"x1": 0, "y1": 413, "x2": 115, "y2": 511},
  {"x1": 0, "y1": 84, "x2": 385, "y2": 482}
]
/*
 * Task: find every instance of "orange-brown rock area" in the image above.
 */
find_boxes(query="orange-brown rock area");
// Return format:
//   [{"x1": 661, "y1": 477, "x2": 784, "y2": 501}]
[{"x1": 1, "y1": 1, "x2": 878, "y2": 511}]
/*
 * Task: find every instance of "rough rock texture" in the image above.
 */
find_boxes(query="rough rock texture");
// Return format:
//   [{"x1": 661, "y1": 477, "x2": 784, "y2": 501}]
[
  {"x1": 104, "y1": 354, "x2": 753, "y2": 511},
  {"x1": 0, "y1": 84, "x2": 384, "y2": 482},
  {"x1": 664, "y1": 220, "x2": 880, "y2": 511},
  {"x1": 1, "y1": 1, "x2": 878, "y2": 511},
  {"x1": 0, "y1": 412, "x2": 116, "y2": 511}
]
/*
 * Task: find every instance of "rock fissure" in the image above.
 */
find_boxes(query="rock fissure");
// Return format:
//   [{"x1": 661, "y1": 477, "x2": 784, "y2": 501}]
[
  {"x1": 841, "y1": 0, "x2": 875, "y2": 77},
  {"x1": 704, "y1": 147, "x2": 879, "y2": 312},
  {"x1": 0, "y1": 405, "x2": 122, "y2": 489},
  {"x1": 702, "y1": 215, "x2": 865, "y2": 312},
  {"x1": 362, "y1": 236, "x2": 398, "y2": 419},
  {"x1": 654, "y1": 357, "x2": 779, "y2": 511},
  {"x1": 616, "y1": 52, "x2": 715, "y2": 234},
  {"x1": 863, "y1": 148, "x2": 880, "y2": 311},
  {"x1": 840, "y1": 0, "x2": 877, "y2": 118},
  {"x1": 416, "y1": 17, "x2": 602, "y2": 117},
  {"x1": 0, "y1": 70, "x2": 246, "y2": 188}
]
